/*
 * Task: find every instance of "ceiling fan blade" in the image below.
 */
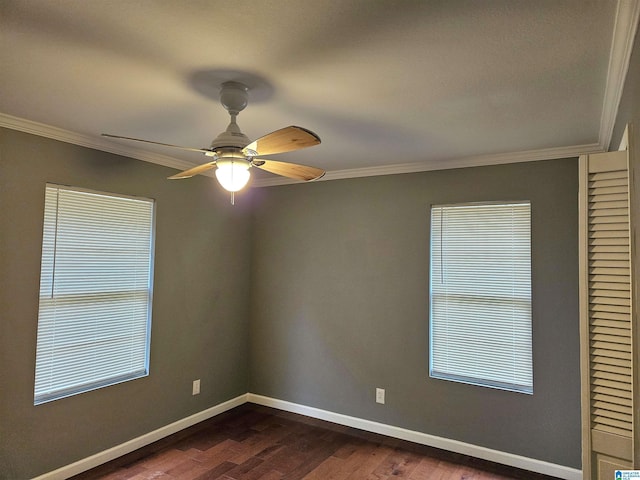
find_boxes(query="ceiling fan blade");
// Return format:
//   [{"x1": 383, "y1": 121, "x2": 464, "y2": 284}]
[
  {"x1": 102, "y1": 134, "x2": 212, "y2": 155},
  {"x1": 167, "y1": 161, "x2": 217, "y2": 179},
  {"x1": 253, "y1": 159, "x2": 325, "y2": 181},
  {"x1": 243, "y1": 126, "x2": 320, "y2": 157}
]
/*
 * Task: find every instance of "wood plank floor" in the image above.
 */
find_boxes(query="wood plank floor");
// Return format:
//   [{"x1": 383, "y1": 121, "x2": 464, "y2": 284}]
[{"x1": 71, "y1": 403, "x2": 562, "y2": 480}]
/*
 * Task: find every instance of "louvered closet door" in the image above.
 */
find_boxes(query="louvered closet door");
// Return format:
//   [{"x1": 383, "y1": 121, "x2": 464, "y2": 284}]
[{"x1": 580, "y1": 150, "x2": 634, "y2": 479}]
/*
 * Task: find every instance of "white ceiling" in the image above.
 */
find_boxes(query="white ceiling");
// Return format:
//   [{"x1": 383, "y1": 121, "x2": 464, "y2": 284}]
[{"x1": 1, "y1": 1, "x2": 638, "y2": 186}]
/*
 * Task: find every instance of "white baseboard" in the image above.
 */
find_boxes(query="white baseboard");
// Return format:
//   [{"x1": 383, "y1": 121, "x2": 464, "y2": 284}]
[
  {"x1": 247, "y1": 394, "x2": 582, "y2": 480},
  {"x1": 32, "y1": 394, "x2": 248, "y2": 480},
  {"x1": 34, "y1": 392, "x2": 581, "y2": 480}
]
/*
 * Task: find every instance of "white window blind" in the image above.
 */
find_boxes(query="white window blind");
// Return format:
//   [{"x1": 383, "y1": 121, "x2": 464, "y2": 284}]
[
  {"x1": 429, "y1": 202, "x2": 532, "y2": 394},
  {"x1": 34, "y1": 185, "x2": 155, "y2": 405}
]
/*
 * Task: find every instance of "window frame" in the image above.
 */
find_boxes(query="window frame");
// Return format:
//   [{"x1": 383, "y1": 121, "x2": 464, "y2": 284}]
[
  {"x1": 33, "y1": 184, "x2": 156, "y2": 405},
  {"x1": 428, "y1": 200, "x2": 533, "y2": 394}
]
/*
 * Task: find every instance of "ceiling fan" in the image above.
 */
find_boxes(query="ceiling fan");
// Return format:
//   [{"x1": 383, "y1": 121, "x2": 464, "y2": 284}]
[{"x1": 103, "y1": 81, "x2": 324, "y2": 202}]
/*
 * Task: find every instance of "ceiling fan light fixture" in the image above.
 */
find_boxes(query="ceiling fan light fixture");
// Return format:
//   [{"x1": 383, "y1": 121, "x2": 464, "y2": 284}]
[
  {"x1": 102, "y1": 80, "x2": 324, "y2": 191},
  {"x1": 215, "y1": 159, "x2": 251, "y2": 192}
]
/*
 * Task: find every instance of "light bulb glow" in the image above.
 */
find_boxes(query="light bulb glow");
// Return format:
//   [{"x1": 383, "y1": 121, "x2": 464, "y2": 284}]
[{"x1": 215, "y1": 159, "x2": 251, "y2": 192}]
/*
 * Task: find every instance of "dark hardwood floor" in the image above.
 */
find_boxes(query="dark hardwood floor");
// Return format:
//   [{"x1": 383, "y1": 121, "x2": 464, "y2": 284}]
[{"x1": 71, "y1": 403, "x2": 562, "y2": 480}]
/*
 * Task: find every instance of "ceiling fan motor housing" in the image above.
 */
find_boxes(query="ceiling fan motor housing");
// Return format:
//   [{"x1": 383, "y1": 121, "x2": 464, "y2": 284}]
[
  {"x1": 219, "y1": 81, "x2": 249, "y2": 114},
  {"x1": 210, "y1": 122, "x2": 251, "y2": 151}
]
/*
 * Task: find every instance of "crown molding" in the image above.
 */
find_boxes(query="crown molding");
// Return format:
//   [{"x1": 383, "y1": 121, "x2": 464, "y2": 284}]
[
  {"x1": 2, "y1": 0, "x2": 636, "y2": 187},
  {"x1": 599, "y1": 0, "x2": 640, "y2": 150},
  {"x1": 253, "y1": 142, "x2": 604, "y2": 187},
  {"x1": 0, "y1": 112, "x2": 604, "y2": 188},
  {"x1": 0, "y1": 113, "x2": 199, "y2": 174}
]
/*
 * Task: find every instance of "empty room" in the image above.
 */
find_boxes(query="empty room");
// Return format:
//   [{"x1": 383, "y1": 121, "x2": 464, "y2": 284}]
[{"x1": 1, "y1": 1, "x2": 640, "y2": 479}]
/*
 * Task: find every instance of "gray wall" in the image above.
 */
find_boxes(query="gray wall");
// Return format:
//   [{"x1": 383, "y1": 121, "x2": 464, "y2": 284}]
[
  {"x1": 0, "y1": 129, "x2": 252, "y2": 478},
  {"x1": 249, "y1": 159, "x2": 581, "y2": 468},
  {"x1": 0, "y1": 129, "x2": 583, "y2": 475}
]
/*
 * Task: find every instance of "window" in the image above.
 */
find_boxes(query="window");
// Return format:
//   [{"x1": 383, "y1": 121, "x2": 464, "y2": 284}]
[
  {"x1": 34, "y1": 185, "x2": 155, "y2": 405},
  {"x1": 429, "y1": 202, "x2": 532, "y2": 394}
]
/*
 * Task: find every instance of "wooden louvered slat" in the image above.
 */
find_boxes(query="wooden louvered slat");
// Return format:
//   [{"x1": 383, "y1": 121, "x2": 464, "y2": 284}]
[
  {"x1": 593, "y1": 392, "x2": 633, "y2": 407},
  {"x1": 592, "y1": 360, "x2": 631, "y2": 373},
  {"x1": 590, "y1": 234, "x2": 630, "y2": 241},
  {"x1": 590, "y1": 296, "x2": 631, "y2": 307},
  {"x1": 589, "y1": 192, "x2": 629, "y2": 202},
  {"x1": 591, "y1": 348, "x2": 631, "y2": 361},
  {"x1": 590, "y1": 328, "x2": 631, "y2": 343},
  {"x1": 592, "y1": 321, "x2": 630, "y2": 330},
  {"x1": 589, "y1": 224, "x2": 630, "y2": 233},
  {"x1": 592, "y1": 412, "x2": 632, "y2": 428},
  {"x1": 590, "y1": 239, "x2": 631, "y2": 247},
  {"x1": 592, "y1": 357, "x2": 631, "y2": 369},
  {"x1": 589, "y1": 245, "x2": 630, "y2": 253},
  {"x1": 591, "y1": 334, "x2": 631, "y2": 345},
  {"x1": 587, "y1": 208, "x2": 626, "y2": 216},
  {"x1": 590, "y1": 339, "x2": 630, "y2": 349},
  {"x1": 589, "y1": 219, "x2": 631, "y2": 228},
  {"x1": 591, "y1": 346, "x2": 631, "y2": 355},
  {"x1": 591, "y1": 378, "x2": 632, "y2": 392},
  {"x1": 590, "y1": 276, "x2": 631, "y2": 286},
  {"x1": 589, "y1": 175, "x2": 628, "y2": 183},
  {"x1": 590, "y1": 304, "x2": 631, "y2": 314},
  {"x1": 589, "y1": 180, "x2": 627, "y2": 189},
  {"x1": 590, "y1": 218, "x2": 628, "y2": 228},
  {"x1": 591, "y1": 325, "x2": 630, "y2": 336},
  {"x1": 593, "y1": 356, "x2": 633, "y2": 368},
  {"x1": 589, "y1": 255, "x2": 629, "y2": 264},
  {"x1": 590, "y1": 201, "x2": 630, "y2": 209},
  {"x1": 591, "y1": 320, "x2": 631, "y2": 337},
  {"x1": 589, "y1": 186, "x2": 628, "y2": 196},
  {"x1": 591, "y1": 284, "x2": 630, "y2": 292},
  {"x1": 590, "y1": 231, "x2": 630, "y2": 239},
  {"x1": 589, "y1": 181, "x2": 628, "y2": 188},
  {"x1": 589, "y1": 282, "x2": 630, "y2": 288},
  {"x1": 588, "y1": 184, "x2": 627, "y2": 195},
  {"x1": 592, "y1": 389, "x2": 632, "y2": 404},
  {"x1": 591, "y1": 393, "x2": 632, "y2": 407},
  {"x1": 592, "y1": 402, "x2": 632, "y2": 417},
  {"x1": 590, "y1": 336, "x2": 631, "y2": 348},
  {"x1": 590, "y1": 289, "x2": 631, "y2": 299},
  {"x1": 589, "y1": 229, "x2": 630, "y2": 237},
  {"x1": 589, "y1": 208, "x2": 629, "y2": 218},
  {"x1": 592, "y1": 408, "x2": 632, "y2": 424},
  {"x1": 589, "y1": 173, "x2": 628, "y2": 182},
  {"x1": 591, "y1": 313, "x2": 631, "y2": 322},
  {"x1": 591, "y1": 364, "x2": 631, "y2": 377},
  {"x1": 590, "y1": 252, "x2": 630, "y2": 261},
  {"x1": 589, "y1": 213, "x2": 629, "y2": 220},
  {"x1": 592, "y1": 384, "x2": 632, "y2": 399},
  {"x1": 594, "y1": 295, "x2": 632, "y2": 304},
  {"x1": 591, "y1": 371, "x2": 631, "y2": 384},
  {"x1": 591, "y1": 372, "x2": 631, "y2": 386},
  {"x1": 589, "y1": 170, "x2": 628, "y2": 180},
  {"x1": 591, "y1": 356, "x2": 631, "y2": 367}
]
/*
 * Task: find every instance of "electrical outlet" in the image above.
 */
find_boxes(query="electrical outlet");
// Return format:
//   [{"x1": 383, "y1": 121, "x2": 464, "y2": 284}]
[
  {"x1": 376, "y1": 387, "x2": 385, "y2": 404},
  {"x1": 192, "y1": 379, "x2": 201, "y2": 395}
]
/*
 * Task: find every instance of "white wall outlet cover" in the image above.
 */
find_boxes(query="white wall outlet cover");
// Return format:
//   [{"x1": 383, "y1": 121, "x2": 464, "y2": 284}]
[
  {"x1": 376, "y1": 388, "x2": 385, "y2": 404},
  {"x1": 192, "y1": 379, "x2": 201, "y2": 395}
]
